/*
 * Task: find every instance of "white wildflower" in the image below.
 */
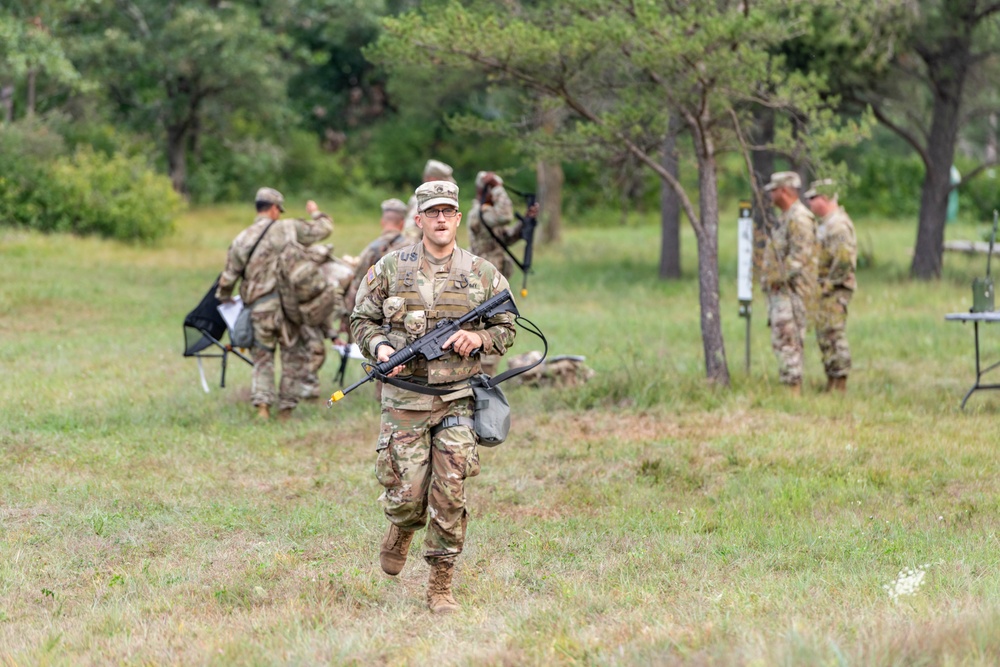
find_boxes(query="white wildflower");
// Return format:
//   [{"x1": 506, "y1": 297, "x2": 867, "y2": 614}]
[{"x1": 883, "y1": 563, "x2": 932, "y2": 601}]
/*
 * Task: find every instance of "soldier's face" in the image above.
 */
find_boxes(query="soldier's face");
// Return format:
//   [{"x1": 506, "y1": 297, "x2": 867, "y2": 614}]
[
  {"x1": 808, "y1": 195, "x2": 832, "y2": 216},
  {"x1": 418, "y1": 205, "x2": 462, "y2": 250}
]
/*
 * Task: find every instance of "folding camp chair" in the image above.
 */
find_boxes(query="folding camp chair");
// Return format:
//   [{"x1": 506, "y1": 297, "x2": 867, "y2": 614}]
[{"x1": 183, "y1": 276, "x2": 252, "y2": 391}]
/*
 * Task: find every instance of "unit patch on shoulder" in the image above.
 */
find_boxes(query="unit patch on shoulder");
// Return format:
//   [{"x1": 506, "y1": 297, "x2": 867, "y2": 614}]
[
  {"x1": 492, "y1": 271, "x2": 502, "y2": 290},
  {"x1": 366, "y1": 266, "x2": 376, "y2": 284}
]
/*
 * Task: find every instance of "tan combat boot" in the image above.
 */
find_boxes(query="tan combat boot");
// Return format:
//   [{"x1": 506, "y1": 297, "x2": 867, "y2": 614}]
[
  {"x1": 788, "y1": 381, "x2": 802, "y2": 397},
  {"x1": 379, "y1": 524, "x2": 415, "y2": 576},
  {"x1": 426, "y1": 560, "x2": 460, "y2": 614},
  {"x1": 277, "y1": 408, "x2": 294, "y2": 423},
  {"x1": 830, "y1": 377, "x2": 847, "y2": 393},
  {"x1": 256, "y1": 404, "x2": 270, "y2": 420}
]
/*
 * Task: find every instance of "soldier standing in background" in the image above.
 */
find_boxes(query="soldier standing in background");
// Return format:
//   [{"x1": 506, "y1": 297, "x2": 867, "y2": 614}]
[
  {"x1": 468, "y1": 171, "x2": 519, "y2": 277},
  {"x1": 216, "y1": 187, "x2": 334, "y2": 421},
  {"x1": 762, "y1": 172, "x2": 817, "y2": 395},
  {"x1": 351, "y1": 180, "x2": 516, "y2": 614},
  {"x1": 805, "y1": 179, "x2": 858, "y2": 393},
  {"x1": 404, "y1": 159, "x2": 455, "y2": 242},
  {"x1": 344, "y1": 198, "x2": 411, "y2": 314},
  {"x1": 468, "y1": 171, "x2": 519, "y2": 376}
]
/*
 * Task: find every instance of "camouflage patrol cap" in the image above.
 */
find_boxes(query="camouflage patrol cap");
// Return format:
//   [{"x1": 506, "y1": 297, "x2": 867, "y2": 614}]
[
  {"x1": 380, "y1": 198, "x2": 408, "y2": 214},
  {"x1": 415, "y1": 180, "x2": 460, "y2": 212},
  {"x1": 763, "y1": 171, "x2": 801, "y2": 192},
  {"x1": 803, "y1": 178, "x2": 837, "y2": 200},
  {"x1": 255, "y1": 187, "x2": 285, "y2": 212},
  {"x1": 423, "y1": 159, "x2": 454, "y2": 181},
  {"x1": 475, "y1": 171, "x2": 504, "y2": 188}
]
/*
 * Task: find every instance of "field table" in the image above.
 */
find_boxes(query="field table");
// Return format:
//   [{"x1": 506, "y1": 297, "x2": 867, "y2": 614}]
[{"x1": 945, "y1": 311, "x2": 1000, "y2": 408}]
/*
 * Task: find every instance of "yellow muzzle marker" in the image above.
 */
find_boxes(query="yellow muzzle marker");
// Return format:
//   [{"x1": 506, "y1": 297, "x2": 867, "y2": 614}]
[{"x1": 326, "y1": 390, "x2": 345, "y2": 407}]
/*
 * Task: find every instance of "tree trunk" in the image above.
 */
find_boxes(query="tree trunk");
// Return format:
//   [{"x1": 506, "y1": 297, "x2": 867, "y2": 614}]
[
  {"x1": 692, "y1": 127, "x2": 730, "y2": 386},
  {"x1": 537, "y1": 158, "x2": 563, "y2": 243},
  {"x1": 659, "y1": 115, "x2": 682, "y2": 279},
  {"x1": 167, "y1": 125, "x2": 189, "y2": 195},
  {"x1": 537, "y1": 104, "x2": 563, "y2": 243},
  {"x1": 1, "y1": 85, "x2": 13, "y2": 123},
  {"x1": 912, "y1": 51, "x2": 969, "y2": 279},
  {"x1": 750, "y1": 106, "x2": 775, "y2": 249},
  {"x1": 27, "y1": 69, "x2": 37, "y2": 118}
]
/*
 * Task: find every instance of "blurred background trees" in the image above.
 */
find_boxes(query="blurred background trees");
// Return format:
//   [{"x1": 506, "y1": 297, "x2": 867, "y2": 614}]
[{"x1": 0, "y1": 0, "x2": 997, "y2": 257}]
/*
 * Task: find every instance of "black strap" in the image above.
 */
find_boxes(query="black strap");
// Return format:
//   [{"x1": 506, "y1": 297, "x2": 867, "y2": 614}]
[
  {"x1": 430, "y1": 416, "x2": 476, "y2": 438},
  {"x1": 241, "y1": 219, "x2": 279, "y2": 280}
]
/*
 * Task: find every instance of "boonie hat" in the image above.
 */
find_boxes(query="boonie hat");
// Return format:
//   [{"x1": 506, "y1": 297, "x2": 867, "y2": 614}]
[
  {"x1": 763, "y1": 171, "x2": 801, "y2": 192},
  {"x1": 415, "y1": 181, "x2": 460, "y2": 212},
  {"x1": 255, "y1": 187, "x2": 285, "y2": 212}
]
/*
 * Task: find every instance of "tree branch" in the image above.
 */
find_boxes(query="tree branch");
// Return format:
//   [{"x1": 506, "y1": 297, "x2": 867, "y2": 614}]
[
  {"x1": 955, "y1": 160, "x2": 999, "y2": 190},
  {"x1": 867, "y1": 99, "x2": 930, "y2": 166}
]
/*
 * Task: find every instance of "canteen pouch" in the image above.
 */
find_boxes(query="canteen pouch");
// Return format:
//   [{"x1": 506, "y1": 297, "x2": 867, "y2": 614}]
[
  {"x1": 470, "y1": 374, "x2": 510, "y2": 447},
  {"x1": 231, "y1": 306, "x2": 254, "y2": 349}
]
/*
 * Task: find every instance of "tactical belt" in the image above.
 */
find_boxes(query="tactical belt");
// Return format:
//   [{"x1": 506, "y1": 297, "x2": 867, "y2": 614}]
[{"x1": 430, "y1": 415, "x2": 475, "y2": 438}]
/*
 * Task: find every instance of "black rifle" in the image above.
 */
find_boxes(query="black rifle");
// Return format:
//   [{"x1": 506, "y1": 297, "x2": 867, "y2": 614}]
[
  {"x1": 328, "y1": 289, "x2": 520, "y2": 404},
  {"x1": 478, "y1": 186, "x2": 538, "y2": 297}
]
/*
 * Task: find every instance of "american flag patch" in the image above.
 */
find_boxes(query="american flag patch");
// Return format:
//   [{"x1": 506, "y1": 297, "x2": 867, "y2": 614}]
[{"x1": 366, "y1": 266, "x2": 376, "y2": 284}]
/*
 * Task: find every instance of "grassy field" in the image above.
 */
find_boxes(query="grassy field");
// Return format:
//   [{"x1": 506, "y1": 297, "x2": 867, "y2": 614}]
[{"x1": 2, "y1": 198, "x2": 1000, "y2": 666}]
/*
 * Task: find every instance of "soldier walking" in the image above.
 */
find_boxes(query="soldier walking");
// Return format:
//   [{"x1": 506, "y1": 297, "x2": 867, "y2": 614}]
[
  {"x1": 805, "y1": 179, "x2": 858, "y2": 393},
  {"x1": 351, "y1": 181, "x2": 516, "y2": 613},
  {"x1": 216, "y1": 187, "x2": 334, "y2": 420},
  {"x1": 762, "y1": 172, "x2": 817, "y2": 395}
]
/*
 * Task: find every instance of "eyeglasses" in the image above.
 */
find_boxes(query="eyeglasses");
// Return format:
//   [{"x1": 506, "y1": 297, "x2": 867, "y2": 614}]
[{"x1": 422, "y1": 207, "x2": 459, "y2": 219}]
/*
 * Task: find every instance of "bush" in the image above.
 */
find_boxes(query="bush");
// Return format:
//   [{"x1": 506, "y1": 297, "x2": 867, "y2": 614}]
[{"x1": 0, "y1": 122, "x2": 181, "y2": 242}]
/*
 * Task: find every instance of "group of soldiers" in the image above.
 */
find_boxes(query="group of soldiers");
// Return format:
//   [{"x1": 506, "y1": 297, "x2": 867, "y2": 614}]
[
  {"x1": 762, "y1": 171, "x2": 859, "y2": 394},
  {"x1": 216, "y1": 159, "x2": 527, "y2": 422},
  {"x1": 216, "y1": 162, "x2": 526, "y2": 613},
  {"x1": 213, "y1": 162, "x2": 853, "y2": 615}
]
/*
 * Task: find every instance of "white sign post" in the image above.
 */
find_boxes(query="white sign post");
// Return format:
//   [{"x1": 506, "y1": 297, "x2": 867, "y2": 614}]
[{"x1": 737, "y1": 201, "x2": 753, "y2": 373}]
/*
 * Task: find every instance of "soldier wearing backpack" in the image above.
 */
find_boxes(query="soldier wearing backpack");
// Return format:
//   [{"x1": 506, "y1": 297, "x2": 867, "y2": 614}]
[{"x1": 216, "y1": 187, "x2": 333, "y2": 421}]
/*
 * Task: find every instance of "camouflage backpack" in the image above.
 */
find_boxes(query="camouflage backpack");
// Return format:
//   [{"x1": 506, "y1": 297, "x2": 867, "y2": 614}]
[{"x1": 277, "y1": 243, "x2": 355, "y2": 327}]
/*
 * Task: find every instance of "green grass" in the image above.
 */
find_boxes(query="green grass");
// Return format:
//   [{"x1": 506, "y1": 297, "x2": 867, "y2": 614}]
[{"x1": 2, "y1": 199, "x2": 1000, "y2": 665}]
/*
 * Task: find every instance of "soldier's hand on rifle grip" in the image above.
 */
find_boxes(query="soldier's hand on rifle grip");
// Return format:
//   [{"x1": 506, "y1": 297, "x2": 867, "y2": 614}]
[
  {"x1": 376, "y1": 344, "x2": 404, "y2": 377},
  {"x1": 442, "y1": 330, "x2": 484, "y2": 358}
]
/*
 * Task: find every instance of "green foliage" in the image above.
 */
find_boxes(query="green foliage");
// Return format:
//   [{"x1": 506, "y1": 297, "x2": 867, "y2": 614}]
[
  {"x1": 0, "y1": 122, "x2": 181, "y2": 242},
  {"x1": 848, "y1": 151, "x2": 924, "y2": 219}
]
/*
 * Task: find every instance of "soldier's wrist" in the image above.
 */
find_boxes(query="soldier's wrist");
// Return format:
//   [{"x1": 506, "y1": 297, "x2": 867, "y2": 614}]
[{"x1": 373, "y1": 339, "x2": 393, "y2": 357}]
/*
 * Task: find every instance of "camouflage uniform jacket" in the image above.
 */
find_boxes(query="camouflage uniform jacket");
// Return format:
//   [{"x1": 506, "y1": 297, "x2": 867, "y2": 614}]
[
  {"x1": 344, "y1": 229, "x2": 409, "y2": 313},
  {"x1": 350, "y1": 243, "x2": 517, "y2": 411},
  {"x1": 403, "y1": 195, "x2": 421, "y2": 242},
  {"x1": 817, "y1": 206, "x2": 857, "y2": 293},
  {"x1": 216, "y1": 212, "x2": 333, "y2": 306},
  {"x1": 761, "y1": 199, "x2": 817, "y2": 293},
  {"x1": 468, "y1": 184, "x2": 519, "y2": 257}
]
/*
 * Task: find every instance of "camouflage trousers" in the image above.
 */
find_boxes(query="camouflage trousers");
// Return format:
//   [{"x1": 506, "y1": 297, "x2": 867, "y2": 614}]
[
  {"x1": 300, "y1": 325, "x2": 327, "y2": 400},
  {"x1": 375, "y1": 396, "x2": 480, "y2": 563},
  {"x1": 250, "y1": 299, "x2": 312, "y2": 410},
  {"x1": 816, "y1": 287, "x2": 853, "y2": 379},
  {"x1": 767, "y1": 288, "x2": 808, "y2": 385}
]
